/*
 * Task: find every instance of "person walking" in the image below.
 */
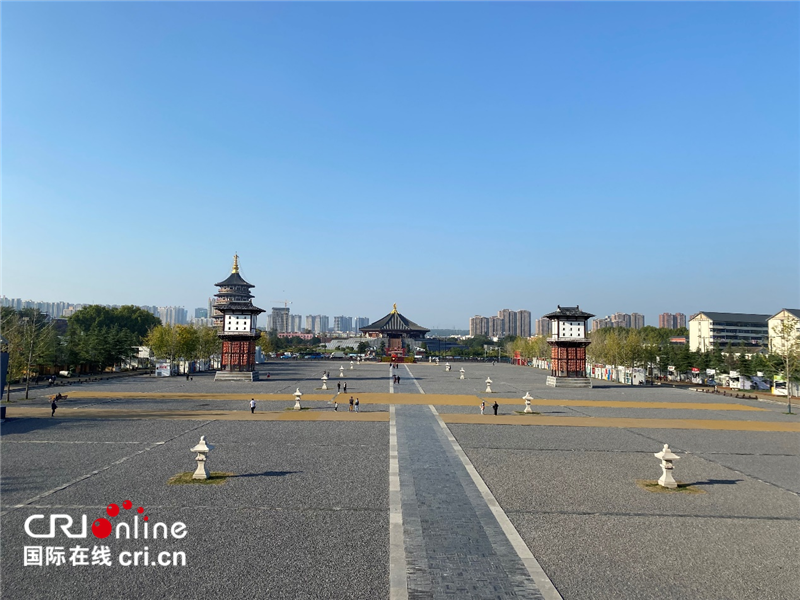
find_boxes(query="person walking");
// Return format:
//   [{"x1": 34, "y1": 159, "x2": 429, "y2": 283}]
[
  {"x1": 480, "y1": 400, "x2": 485, "y2": 415},
  {"x1": 250, "y1": 399, "x2": 256, "y2": 414},
  {"x1": 337, "y1": 381, "x2": 341, "y2": 392},
  {"x1": 354, "y1": 397, "x2": 360, "y2": 412},
  {"x1": 343, "y1": 382, "x2": 347, "y2": 393},
  {"x1": 349, "y1": 396, "x2": 354, "y2": 412},
  {"x1": 334, "y1": 401, "x2": 339, "y2": 411},
  {"x1": 51, "y1": 397, "x2": 58, "y2": 417},
  {"x1": 492, "y1": 401, "x2": 499, "y2": 415}
]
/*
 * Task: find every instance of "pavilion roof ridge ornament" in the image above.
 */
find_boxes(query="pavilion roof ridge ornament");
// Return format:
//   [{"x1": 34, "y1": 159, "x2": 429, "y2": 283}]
[
  {"x1": 391, "y1": 303, "x2": 398, "y2": 314},
  {"x1": 232, "y1": 253, "x2": 239, "y2": 274}
]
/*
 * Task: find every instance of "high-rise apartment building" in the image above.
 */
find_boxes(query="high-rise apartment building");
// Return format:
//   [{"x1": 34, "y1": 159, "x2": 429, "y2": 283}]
[
  {"x1": 498, "y1": 309, "x2": 517, "y2": 337},
  {"x1": 158, "y1": 306, "x2": 188, "y2": 325},
  {"x1": 675, "y1": 313, "x2": 686, "y2": 329},
  {"x1": 305, "y1": 315, "x2": 330, "y2": 334},
  {"x1": 631, "y1": 313, "x2": 645, "y2": 329},
  {"x1": 659, "y1": 312, "x2": 687, "y2": 329},
  {"x1": 354, "y1": 317, "x2": 370, "y2": 332},
  {"x1": 195, "y1": 308, "x2": 208, "y2": 319},
  {"x1": 271, "y1": 307, "x2": 290, "y2": 332},
  {"x1": 290, "y1": 314, "x2": 303, "y2": 333},
  {"x1": 470, "y1": 316, "x2": 489, "y2": 336},
  {"x1": 535, "y1": 317, "x2": 551, "y2": 337},
  {"x1": 517, "y1": 310, "x2": 531, "y2": 337},
  {"x1": 333, "y1": 316, "x2": 353, "y2": 333},
  {"x1": 489, "y1": 316, "x2": 503, "y2": 338}
]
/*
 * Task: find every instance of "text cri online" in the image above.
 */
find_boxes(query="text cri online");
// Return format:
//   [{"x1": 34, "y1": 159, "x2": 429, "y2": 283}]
[{"x1": 119, "y1": 547, "x2": 187, "y2": 567}]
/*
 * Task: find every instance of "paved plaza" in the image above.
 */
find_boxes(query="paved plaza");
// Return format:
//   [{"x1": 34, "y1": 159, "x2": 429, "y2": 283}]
[{"x1": 1, "y1": 361, "x2": 798, "y2": 599}]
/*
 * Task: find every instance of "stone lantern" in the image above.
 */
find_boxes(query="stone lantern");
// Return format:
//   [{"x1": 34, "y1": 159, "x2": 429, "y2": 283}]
[
  {"x1": 654, "y1": 444, "x2": 680, "y2": 488},
  {"x1": 445, "y1": 362, "x2": 451, "y2": 372},
  {"x1": 190, "y1": 436, "x2": 214, "y2": 480},
  {"x1": 485, "y1": 377, "x2": 493, "y2": 393},
  {"x1": 293, "y1": 388, "x2": 303, "y2": 411},
  {"x1": 339, "y1": 365, "x2": 345, "y2": 378},
  {"x1": 350, "y1": 360, "x2": 354, "y2": 370},
  {"x1": 523, "y1": 392, "x2": 533, "y2": 413},
  {"x1": 459, "y1": 368, "x2": 465, "y2": 380},
  {"x1": 321, "y1": 374, "x2": 328, "y2": 390}
]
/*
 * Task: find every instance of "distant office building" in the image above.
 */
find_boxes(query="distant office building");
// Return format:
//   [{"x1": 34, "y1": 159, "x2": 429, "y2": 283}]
[
  {"x1": 470, "y1": 316, "x2": 489, "y2": 336},
  {"x1": 517, "y1": 310, "x2": 531, "y2": 337},
  {"x1": 195, "y1": 308, "x2": 208, "y2": 319},
  {"x1": 271, "y1": 307, "x2": 290, "y2": 332},
  {"x1": 535, "y1": 317, "x2": 550, "y2": 337},
  {"x1": 333, "y1": 316, "x2": 353, "y2": 333}
]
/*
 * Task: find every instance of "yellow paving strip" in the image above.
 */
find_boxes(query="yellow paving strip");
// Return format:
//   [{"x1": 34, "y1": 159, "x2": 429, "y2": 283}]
[
  {"x1": 69, "y1": 392, "x2": 334, "y2": 400},
  {"x1": 65, "y1": 391, "x2": 767, "y2": 411},
  {"x1": 7, "y1": 407, "x2": 388, "y2": 422},
  {"x1": 439, "y1": 413, "x2": 800, "y2": 432}
]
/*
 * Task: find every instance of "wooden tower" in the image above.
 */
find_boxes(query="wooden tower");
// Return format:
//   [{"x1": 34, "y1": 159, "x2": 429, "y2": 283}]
[
  {"x1": 213, "y1": 254, "x2": 265, "y2": 381},
  {"x1": 544, "y1": 305, "x2": 594, "y2": 388}
]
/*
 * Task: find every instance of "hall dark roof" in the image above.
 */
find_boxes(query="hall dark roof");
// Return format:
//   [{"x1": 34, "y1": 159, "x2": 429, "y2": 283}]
[
  {"x1": 544, "y1": 305, "x2": 595, "y2": 320},
  {"x1": 360, "y1": 311, "x2": 430, "y2": 335},
  {"x1": 692, "y1": 312, "x2": 770, "y2": 323}
]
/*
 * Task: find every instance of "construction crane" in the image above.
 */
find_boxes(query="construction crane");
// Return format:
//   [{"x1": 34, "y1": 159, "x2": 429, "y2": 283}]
[{"x1": 272, "y1": 300, "x2": 292, "y2": 308}]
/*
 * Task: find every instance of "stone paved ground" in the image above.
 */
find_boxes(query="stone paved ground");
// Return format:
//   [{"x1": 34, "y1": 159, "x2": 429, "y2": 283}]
[{"x1": 2, "y1": 361, "x2": 798, "y2": 599}]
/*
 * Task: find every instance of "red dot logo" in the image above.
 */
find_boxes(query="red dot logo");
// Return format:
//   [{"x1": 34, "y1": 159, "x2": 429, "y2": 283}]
[
  {"x1": 92, "y1": 518, "x2": 112, "y2": 539},
  {"x1": 123, "y1": 500, "x2": 132, "y2": 510},
  {"x1": 143, "y1": 516, "x2": 149, "y2": 521},
  {"x1": 106, "y1": 503, "x2": 119, "y2": 517},
  {"x1": 137, "y1": 507, "x2": 144, "y2": 514}
]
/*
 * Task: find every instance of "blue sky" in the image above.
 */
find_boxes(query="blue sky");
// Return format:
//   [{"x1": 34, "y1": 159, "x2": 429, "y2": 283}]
[{"x1": 3, "y1": 2, "x2": 798, "y2": 329}]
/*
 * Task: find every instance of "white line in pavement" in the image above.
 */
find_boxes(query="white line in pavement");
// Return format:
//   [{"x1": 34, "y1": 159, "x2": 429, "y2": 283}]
[
  {"x1": 389, "y1": 367, "x2": 395, "y2": 394},
  {"x1": 388, "y1": 405, "x2": 409, "y2": 600},
  {"x1": 403, "y1": 365, "x2": 425, "y2": 394},
  {"x1": 429, "y1": 405, "x2": 564, "y2": 600}
]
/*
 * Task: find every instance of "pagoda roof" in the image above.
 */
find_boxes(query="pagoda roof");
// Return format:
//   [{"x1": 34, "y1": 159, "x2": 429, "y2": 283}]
[
  {"x1": 544, "y1": 305, "x2": 595, "y2": 320},
  {"x1": 360, "y1": 306, "x2": 430, "y2": 334},
  {"x1": 215, "y1": 301, "x2": 265, "y2": 314},
  {"x1": 215, "y1": 254, "x2": 255, "y2": 288},
  {"x1": 214, "y1": 271, "x2": 255, "y2": 288}
]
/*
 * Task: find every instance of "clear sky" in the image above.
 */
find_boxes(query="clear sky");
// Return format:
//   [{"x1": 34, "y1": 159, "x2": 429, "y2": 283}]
[{"x1": 3, "y1": 2, "x2": 798, "y2": 329}]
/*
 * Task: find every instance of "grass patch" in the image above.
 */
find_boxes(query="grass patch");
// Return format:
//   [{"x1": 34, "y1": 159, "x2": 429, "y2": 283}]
[
  {"x1": 636, "y1": 479, "x2": 705, "y2": 494},
  {"x1": 167, "y1": 472, "x2": 234, "y2": 485},
  {"x1": 513, "y1": 410, "x2": 541, "y2": 415}
]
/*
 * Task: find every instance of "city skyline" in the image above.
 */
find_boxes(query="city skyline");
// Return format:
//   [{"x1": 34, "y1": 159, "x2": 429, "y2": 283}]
[{"x1": 3, "y1": 3, "x2": 797, "y2": 327}]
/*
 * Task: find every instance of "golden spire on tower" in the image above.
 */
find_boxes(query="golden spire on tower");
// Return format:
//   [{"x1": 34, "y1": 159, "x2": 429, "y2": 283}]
[
  {"x1": 232, "y1": 253, "x2": 240, "y2": 273},
  {"x1": 391, "y1": 303, "x2": 397, "y2": 314}
]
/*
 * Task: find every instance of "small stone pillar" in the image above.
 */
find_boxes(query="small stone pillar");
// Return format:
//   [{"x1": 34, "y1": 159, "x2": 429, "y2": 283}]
[
  {"x1": 445, "y1": 362, "x2": 451, "y2": 372},
  {"x1": 339, "y1": 366, "x2": 345, "y2": 378},
  {"x1": 190, "y1": 436, "x2": 214, "y2": 480},
  {"x1": 293, "y1": 388, "x2": 303, "y2": 411},
  {"x1": 523, "y1": 392, "x2": 533, "y2": 413},
  {"x1": 654, "y1": 444, "x2": 680, "y2": 488},
  {"x1": 459, "y1": 368, "x2": 465, "y2": 380},
  {"x1": 485, "y1": 377, "x2": 493, "y2": 393},
  {"x1": 350, "y1": 360, "x2": 355, "y2": 370},
  {"x1": 321, "y1": 374, "x2": 328, "y2": 390}
]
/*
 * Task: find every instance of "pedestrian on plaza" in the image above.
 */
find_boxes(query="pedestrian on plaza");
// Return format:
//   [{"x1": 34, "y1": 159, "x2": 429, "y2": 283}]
[
  {"x1": 51, "y1": 397, "x2": 58, "y2": 417},
  {"x1": 250, "y1": 399, "x2": 256, "y2": 414},
  {"x1": 492, "y1": 401, "x2": 498, "y2": 415},
  {"x1": 343, "y1": 382, "x2": 347, "y2": 393},
  {"x1": 349, "y1": 396, "x2": 354, "y2": 412},
  {"x1": 355, "y1": 397, "x2": 360, "y2": 412},
  {"x1": 337, "y1": 381, "x2": 341, "y2": 392},
  {"x1": 396, "y1": 375, "x2": 400, "y2": 384},
  {"x1": 334, "y1": 401, "x2": 339, "y2": 411},
  {"x1": 186, "y1": 373, "x2": 190, "y2": 381},
  {"x1": 480, "y1": 400, "x2": 485, "y2": 415}
]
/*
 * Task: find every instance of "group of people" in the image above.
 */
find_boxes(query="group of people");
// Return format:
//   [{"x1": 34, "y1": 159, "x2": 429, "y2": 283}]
[
  {"x1": 479, "y1": 400, "x2": 499, "y2": 415},
  {"x1": 50, "y1": 393, "x2": 64, "y2": 417},
  {"x1": 337, "y1": 381, "x2": 348, "y2": 393},
  {"x1": 392, "y1": 375, "x2": 401, "y2": 384}
]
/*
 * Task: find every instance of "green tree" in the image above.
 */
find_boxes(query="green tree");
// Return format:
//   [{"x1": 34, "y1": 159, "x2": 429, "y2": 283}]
[
  {"x1": 770, "y1": 316, "x2": 800, "y2": 412},
  {"x1": 1, "y1": 308, "x2": 57, "y2": 399}
]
